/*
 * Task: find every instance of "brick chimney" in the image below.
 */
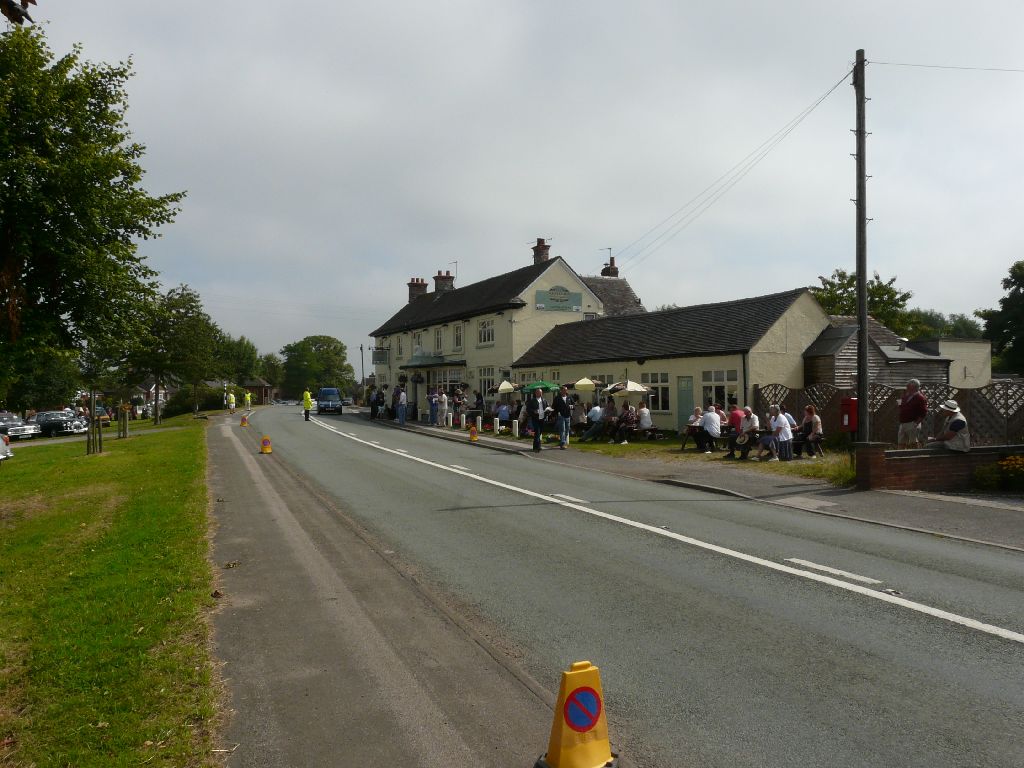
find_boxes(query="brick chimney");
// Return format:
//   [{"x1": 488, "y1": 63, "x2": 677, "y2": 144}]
[
  {"x1": 433, "y1": 270, "x2": 455, "y2": 293},
  {"x1": 600, "y1": 256, "x2": 619, "y2": 277},
  {"x1": 532, "y1": 237, "x2": 551, "y2": 265},
  {"x1": 407, "y1": 277, "x2": 427, "y2": 303}
]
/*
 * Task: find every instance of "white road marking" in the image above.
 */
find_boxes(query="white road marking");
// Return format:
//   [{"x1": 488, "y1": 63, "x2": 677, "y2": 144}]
[
  {"x1": 394, "y1": 448, "x2": 408, "y2": 453},
  {"x1": 450, "y1": 465, "x2": 470, "y2": 471},
  {"x1": 784, "y1": 558, "x2": 883, "y2": 585},
  {"x1": 309, "y1": 417, "x2": 1024, "y2": 646},
  {"x1": 553, "y1": 493, "x2": 589, "y2": 504}
]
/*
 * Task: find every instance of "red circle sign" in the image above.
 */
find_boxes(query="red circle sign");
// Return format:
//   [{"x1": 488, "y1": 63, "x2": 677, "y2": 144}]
[{"x1": 563, "y1": 686, "x2": 601, "y2": 733}]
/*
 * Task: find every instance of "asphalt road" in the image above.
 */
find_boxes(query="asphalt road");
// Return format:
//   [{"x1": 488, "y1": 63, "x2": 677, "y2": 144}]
[{"x1": 212, "y1": 406, "x2": 1024, "y2": 768}]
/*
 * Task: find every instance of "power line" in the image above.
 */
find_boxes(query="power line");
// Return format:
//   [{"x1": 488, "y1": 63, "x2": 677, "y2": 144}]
[
  {"x1": 617, "y1": 68, "x2": 852, "y2": 273},
  {"x1": 871, "y1": 60, "x2": 1024, "y2": 73}
]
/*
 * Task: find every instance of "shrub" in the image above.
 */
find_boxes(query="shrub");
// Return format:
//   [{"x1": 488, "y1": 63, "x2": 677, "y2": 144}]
[
  {"x1": 163, "y1": 385, "x2": 223, "y2": 418},
  {"x1": 972, "y1": 464, "x2": 1002, "y2": 492}
]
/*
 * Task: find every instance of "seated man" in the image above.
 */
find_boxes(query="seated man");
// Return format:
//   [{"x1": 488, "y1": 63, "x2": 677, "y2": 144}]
[
  {"x1": 613, "y1": 401, "x2": 638, "y2": 444},
  {"x1": 926, "y1": 399, "x2": 970, "y2": 452},
  {"x1": 579, "y1": 398, "x2": 612, "y2": 442},
  {"x1": 726, "y1": 406, "x2": 760, "y2": 459},
  {"x1": 695, "y1": 406, "x2": 721, "y2": 454},
  {"x1": 754, "y1": 405, "x2": 792, "y2": 462},
  {"x1": 680, "y1": 407, "x2": 703, "y2": 450}
]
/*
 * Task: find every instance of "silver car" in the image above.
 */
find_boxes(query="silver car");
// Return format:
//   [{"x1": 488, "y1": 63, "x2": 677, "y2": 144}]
[{"x1": 0, "y1": 413, "x2": 41, "y2": 440}]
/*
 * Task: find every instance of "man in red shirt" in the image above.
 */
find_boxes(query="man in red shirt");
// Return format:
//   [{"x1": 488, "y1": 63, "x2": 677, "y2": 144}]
[{"x1": 898, "y1": 378, "x2": 928, "y2": 448}]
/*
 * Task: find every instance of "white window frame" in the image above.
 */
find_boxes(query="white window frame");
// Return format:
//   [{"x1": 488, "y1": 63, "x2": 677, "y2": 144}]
[
  {"x1": 701, "y1": 368, "x2": 739, "y2": 408},
  {"x1": 453, "y1": 323, "x2": 464, "y2": 351},
  {"x1": 434, "y1": 328, "x2": 443, "y2": 354},
  {"x1": 477, "y1": 319, "x2": 494, "y2": 346},
  {"x1": 641, "y1": 372, "x2": 671, "y2": 412},
  {"x1": 478, "y1": 367, "x2": 495, "y2": 399}
]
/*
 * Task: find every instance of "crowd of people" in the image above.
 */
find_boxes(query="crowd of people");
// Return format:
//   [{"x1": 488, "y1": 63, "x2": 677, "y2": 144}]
[
  {"x1": 362, "y1": 376, "x2": 971, "y2": 455},
  {"x1": 682, "y1": 402, "x2": 825, "y2": 461}
]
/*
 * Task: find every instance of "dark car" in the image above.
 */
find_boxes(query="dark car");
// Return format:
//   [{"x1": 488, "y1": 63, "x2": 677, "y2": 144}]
[
  {"x1": 316, "y1": 387, "x2": 343, "y2": 414},
  {"x1": 0, "y1": 413, "x2": 41, "y2": 440},
  {"x1": 32, "y1": 411, "x2": 88, "y2": 437}
]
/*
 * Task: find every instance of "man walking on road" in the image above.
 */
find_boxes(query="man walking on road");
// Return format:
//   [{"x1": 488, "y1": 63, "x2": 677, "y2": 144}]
[
  {"x1": 227, "y1": 391, "x2": 236, "y2": 414},
  {"x1": 302, "y1": 389, "x2": 313, "y2": 421},
  {"x1": 526, "y1": 387, "x2": 549, "y2": 452},
  {"x1": 244, "y1": 391, "x2": 252, "y2": 411}
]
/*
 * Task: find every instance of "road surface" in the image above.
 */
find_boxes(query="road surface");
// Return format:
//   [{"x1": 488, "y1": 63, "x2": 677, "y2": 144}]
[{"x1": 210, "y1": 407, "x2": 1024, "y2": 767}]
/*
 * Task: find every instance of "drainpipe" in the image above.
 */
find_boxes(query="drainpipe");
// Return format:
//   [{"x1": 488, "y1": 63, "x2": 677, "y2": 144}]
[{"x1": 742, "y1": 352, "x2": 749, "y2": 406}]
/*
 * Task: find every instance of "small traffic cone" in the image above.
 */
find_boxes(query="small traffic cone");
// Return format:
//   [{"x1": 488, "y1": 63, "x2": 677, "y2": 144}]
[
  {"x1": 469, "y1": 424, "x2": 478, "y2": 442},
  {"x1": 259, "y1": 435, "x2": 272, "y2": 454},
  {"x1": 535, "y1": 661, "x2": 618, "y2": 768},
  {"x1": 240, "y1": 414, "x2": 249, "y2": 427}
]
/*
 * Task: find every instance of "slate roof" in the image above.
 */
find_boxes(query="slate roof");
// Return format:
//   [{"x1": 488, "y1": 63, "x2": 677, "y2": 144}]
[
  {"x1": 370, "y1": 259, "x2": 558, "y2": 338},
  {"x1": 513, "y1": 288, "x2": 811, "y2": 368},
  {"x1": 803, "y1": 316, "x2": 950, "y2": 362},
  {"x1": 580, "y1": 276, "x2": 646, "y2": 316}
]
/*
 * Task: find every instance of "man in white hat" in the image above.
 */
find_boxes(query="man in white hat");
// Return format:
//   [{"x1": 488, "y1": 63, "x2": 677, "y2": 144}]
[{"x1": 926, "y1": 400, "x2": 970, "y2": 452}]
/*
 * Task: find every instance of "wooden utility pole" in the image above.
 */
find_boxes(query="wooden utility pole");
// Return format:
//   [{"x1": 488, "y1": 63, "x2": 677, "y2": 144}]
[{"x1": 854, "y1": 49, "x2": 869, "y2": 441}]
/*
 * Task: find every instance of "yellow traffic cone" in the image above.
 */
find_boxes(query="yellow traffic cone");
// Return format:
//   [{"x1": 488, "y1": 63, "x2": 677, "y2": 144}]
[
  {"x1": 240, "y1": 414, "x2": 248, "y2": 427},
  {"x1": 259, "y1": 435, "x2": 272, "y2": 454},
  {"x1": 469, "y1": 424, "x2": 478, "y2": 442},
  {"x1": 535, "y1": 661, "x2": 618, "y2": 768}
]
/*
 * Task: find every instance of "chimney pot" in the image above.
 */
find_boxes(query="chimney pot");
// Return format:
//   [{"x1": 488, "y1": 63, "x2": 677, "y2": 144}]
[
  {"x1": 433, "y1": 269, "x2": 456, "y2": 294},
  {"x1": 532, "y1": 237, "x2": 551, "y2": 265},
  {"x1": 407, "y1": 277, "x2": 428, "y2": 303}
]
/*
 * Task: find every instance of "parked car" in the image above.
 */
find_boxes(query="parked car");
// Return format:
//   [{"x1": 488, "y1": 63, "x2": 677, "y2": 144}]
[
  {"x1": 31, "y1": 411, "x2": 89, "y2": 437},
  {"x1": 0, "y1": 413, "x2": 41, "y2": 440},
  {"x1": 0, "y1": 433, "x2": 11, "y2": 462},
  {"x1": 89, "y1": 406, "x2": 112, "y2": 427},
  {"x1": 316, "y1": 387, "x2": 343, "y2": 414},
  {"x1": 341, "y1": 397, "x2": 354, "y2": 406}
]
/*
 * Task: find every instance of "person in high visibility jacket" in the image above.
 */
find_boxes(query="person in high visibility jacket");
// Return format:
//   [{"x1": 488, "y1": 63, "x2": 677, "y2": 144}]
[
  {"x1": 227, "y1": 392, "x2": 236, "y2": 414},
  {"x1": 244, "y1": 391, "x2": 252, "y2": 411},
  {"x1": 302, "y1": 389, "x2": 313, "y2": 421}
]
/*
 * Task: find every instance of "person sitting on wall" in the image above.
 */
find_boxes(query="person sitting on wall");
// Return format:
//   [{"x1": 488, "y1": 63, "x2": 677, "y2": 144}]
[
  {"x1": 926, "y1": 400, "x2": 970, "y2": 452},
  {"x1": 578, "y1": 400, "x2": 604, "y2": 443}
]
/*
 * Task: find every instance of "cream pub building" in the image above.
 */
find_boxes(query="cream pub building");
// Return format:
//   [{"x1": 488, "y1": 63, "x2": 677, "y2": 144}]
[{"x1": 369, "y1": 239, "x2": 645, "y2": 417}]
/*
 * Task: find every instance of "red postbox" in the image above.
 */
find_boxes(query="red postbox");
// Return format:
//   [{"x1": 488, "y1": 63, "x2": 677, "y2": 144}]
[{"x1": 840, "y1": 396, "x2": 858, "y2": 432}]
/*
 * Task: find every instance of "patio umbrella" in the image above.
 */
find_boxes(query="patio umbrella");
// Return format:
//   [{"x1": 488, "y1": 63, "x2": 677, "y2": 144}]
[
  {"x1": 497, "y1": 380, "x2": 516, "y2": 393},
  {"x1": 521, "y1": 380, "x2": 560, "y2": 393},
  {"x1": 573, "y1": 377, "x2": 597, "y2": 392},
  {"x1": 603, "y1": 380, "x2": 649, "y2": 396}
]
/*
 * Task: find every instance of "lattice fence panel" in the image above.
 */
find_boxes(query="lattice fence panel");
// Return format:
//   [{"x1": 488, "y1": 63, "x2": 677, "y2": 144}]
[
  {"x1": 965, "y1": 390, "x2": 1005, "y2": 446},
  {"x1": 976, "y1": 381, "x2": 1024, "y2": 418},
  {"x1": 798, "y1": 384, "x2": 841, "y2": 436}
]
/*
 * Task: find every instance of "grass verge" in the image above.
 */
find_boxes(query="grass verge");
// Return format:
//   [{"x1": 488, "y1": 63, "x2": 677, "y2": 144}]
[{"x1": 0, "y1": 421, "x2": 218, "y2": 767}]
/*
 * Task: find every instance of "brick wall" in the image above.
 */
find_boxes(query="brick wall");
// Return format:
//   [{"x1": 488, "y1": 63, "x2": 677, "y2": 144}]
[{"x1": 855, "y1": 443, "x2": 1024, "y2": 492}]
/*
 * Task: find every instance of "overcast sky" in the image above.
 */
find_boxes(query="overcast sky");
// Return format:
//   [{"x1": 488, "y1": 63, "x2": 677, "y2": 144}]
[{"x1": 38, "y1": 2, "x2": 1024, "y2": 371}]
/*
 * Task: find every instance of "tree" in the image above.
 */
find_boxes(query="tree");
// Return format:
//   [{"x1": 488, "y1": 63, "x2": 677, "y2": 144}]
[
  {"x1": 257, "y1": 352, "x2": 283, "y2": 388},
  {"x1": 2, "y1": 343, "x2": 80, "y2": 412},
  {"x1": 977, "y1": 260, "x2": 1024, "y2": 374},
  {"x1": 130, "y1": 286, "x2": 223, "y2": 423},
  {"x1": 810, "y1": 269, "x2": 914, "y2": 334},
  {"x1": 903, "y1": 308, "x2": 984, "y2": 340},
  {"x1": 220, "y1": 334, "x2": 259, "y2": 384},
  {"x1": 0, "y1": 28, "x2": 183, "y2": 398},
  {"x1": 280, "y1": 335, "x2": 354, "y2": 398}
]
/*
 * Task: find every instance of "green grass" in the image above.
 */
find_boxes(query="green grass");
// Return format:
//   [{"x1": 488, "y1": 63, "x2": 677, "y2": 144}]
[
  {"x1": 0, "y1": 420, "x2": 218, "y2": 766},
  {"x1": 484, "y1": 428, "x2": 857, "y2": 486}
]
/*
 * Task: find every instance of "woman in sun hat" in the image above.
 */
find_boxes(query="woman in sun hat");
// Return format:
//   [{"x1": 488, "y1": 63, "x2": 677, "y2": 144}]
[{"x1": 926, "y1": 399, "x2": 970, "y2": 452}]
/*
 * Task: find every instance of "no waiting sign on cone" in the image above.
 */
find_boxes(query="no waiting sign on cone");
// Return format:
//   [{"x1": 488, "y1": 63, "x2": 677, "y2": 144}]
[{"x1": 535, "y1": 660, "x2": 618, "y2": 768}]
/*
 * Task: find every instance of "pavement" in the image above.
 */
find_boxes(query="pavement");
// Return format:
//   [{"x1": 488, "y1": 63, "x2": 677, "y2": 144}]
[{"x1": 369, "y1": 412, "x2": 1024, "y2": 552}]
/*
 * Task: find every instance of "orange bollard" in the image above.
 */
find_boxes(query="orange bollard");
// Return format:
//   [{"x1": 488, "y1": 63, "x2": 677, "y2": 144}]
[
  {"x1": 535, "y1": 661, "x2": 618, "y2": 768},
  {"x1": 259, "y1": 435, "x2": 272, "y2": 454}
]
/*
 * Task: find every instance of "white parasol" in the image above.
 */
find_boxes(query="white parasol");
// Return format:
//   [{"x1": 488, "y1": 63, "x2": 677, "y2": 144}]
[
  {"x1": 573, "y1": 377, "x2": 597, "y2": 392},
  {"x1": 497, "y1": 380, "x2": 516, "y2": 393},
  {"x1": 602, "y1": 380, "x2": 649, "y2": 397}
]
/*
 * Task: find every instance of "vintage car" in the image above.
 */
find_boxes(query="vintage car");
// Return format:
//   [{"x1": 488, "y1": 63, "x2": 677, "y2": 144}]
[{"x1": 0, "y1": 413, "x2": 41, "y2": 440}]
